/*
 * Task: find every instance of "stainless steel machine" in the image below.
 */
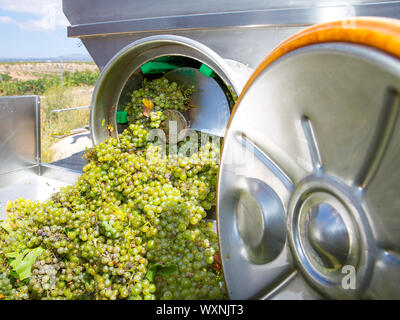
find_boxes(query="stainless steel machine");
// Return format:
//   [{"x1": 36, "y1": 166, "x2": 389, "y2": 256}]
[
  {"x1": 1, "y1": 0, "x2": 399, "y2": 300},
  {"x1": 0, "y1": 96, "x2": 81, "y2": 220}
]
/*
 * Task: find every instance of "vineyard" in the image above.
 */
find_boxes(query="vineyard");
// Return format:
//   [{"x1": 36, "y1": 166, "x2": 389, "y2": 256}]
[
  {"x1": 0, "y1": 62, "x2": 99, "y2": 163},
  {"x1": 0, "y1": 70, "x2": 99, "y2": 96}
]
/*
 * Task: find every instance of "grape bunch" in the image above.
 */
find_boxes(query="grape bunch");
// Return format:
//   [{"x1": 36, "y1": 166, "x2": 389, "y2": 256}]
[
  {"x1": 124, "y1": 78, "x2": 193, "y2": 126},
  {"x1": 0, "y1": 76, "x2": 227, "y2": 300}
]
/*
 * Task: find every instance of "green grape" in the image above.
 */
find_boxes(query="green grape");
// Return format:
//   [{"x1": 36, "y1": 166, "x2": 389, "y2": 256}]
[{"x1": 0, "y1": 76, "x2": 227, "y2": 300}]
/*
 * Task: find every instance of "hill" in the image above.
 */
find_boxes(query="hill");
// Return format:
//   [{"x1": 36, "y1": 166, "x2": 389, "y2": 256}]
[{"x1": 0, "y1": 53, "x2": 93, "y2": 63}]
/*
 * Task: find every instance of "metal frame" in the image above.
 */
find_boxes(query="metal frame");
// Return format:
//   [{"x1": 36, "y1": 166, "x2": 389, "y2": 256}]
[
  {"x1": 0, "y1": 95, "x2": 41, "y2": 175},
  {"x1": 67, "y1": 2, "x2": 400, "y2": 38},
  {"x1": 0, "y1": 96, "x2": 81, "y2": 219},
  {"x1": 50, "y1": 105, "x2": 91, "y2": 113}
]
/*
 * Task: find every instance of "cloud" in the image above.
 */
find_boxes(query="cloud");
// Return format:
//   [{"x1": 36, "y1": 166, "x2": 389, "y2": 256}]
[
  {"x1": 0, "y1": 15, "x2": 14, "y2": 24},
  {"x1": 0, "y1": 0, "x2": 69, "y2": 31}
]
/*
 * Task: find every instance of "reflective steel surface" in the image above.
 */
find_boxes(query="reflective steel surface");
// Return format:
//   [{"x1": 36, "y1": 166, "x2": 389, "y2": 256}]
[
  {"x1": 64, "y1": 0, "x2": 394, "y2": 25},
  {"x1": 160, "y1": 109, "x2": 188, "y2": 143},
  {"x1": 217, "y1": 43, "x2": 400, "y2": 299},
  {"x1": 0, "y1": 96, "x2": 40, "y2": 175},
  {"x1": 67, "y1": 3, "x2": 400, "y2": 38},
  {"x1": 307, "y1": 201, "x2": 350, "y2": 269},
  {"x1": 0, "y1": 165, "x2": 80, "y2": 221},
  {"x1": 64, "y1": 0, "x2": 400, "y2": 70},
  {"x1": 164, "y1": 67, "x2": 230, "y2": 137}
]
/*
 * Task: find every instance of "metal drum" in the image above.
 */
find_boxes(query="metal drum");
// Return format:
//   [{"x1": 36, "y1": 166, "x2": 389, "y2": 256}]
[
  {"x1": 217, "y1": 18, "x2": 400, "y2": 300},
  {"x1": 89, "y1": 35, "x2": 249, "y2": 145}
]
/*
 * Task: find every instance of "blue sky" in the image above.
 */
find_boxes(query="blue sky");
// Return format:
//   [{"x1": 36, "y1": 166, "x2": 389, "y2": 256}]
[{"x1": 0, "y1": 0, "x2": 89, "y2": 59}]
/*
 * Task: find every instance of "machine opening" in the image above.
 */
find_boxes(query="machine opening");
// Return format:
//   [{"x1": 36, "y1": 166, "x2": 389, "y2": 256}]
[{"x1": 115, "y1": 55, "x2": 237, "y2": 136}]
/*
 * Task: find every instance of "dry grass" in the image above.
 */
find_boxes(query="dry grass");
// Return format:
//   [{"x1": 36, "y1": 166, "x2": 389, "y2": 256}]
[
  {"x1": 40, "y1": 86, "x2": 93, "y2": 163},
  {"x1": 0, "y1": 62, "x2": 98, "y2": 81},
  {"x1": 0, "y1": 62, "x2": 97, "y2": 163}
]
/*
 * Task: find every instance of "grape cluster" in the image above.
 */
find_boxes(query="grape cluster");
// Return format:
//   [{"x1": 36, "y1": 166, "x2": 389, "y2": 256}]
[
  {"x1": 149, "y1": 111, "x2": 165, "y2": 128},
  {"x1": 124, "y1": 78, "x2": 193, "y2": 126},
  {"x1": 0, "y1": 76, "x2": 227, "y2": 300}
]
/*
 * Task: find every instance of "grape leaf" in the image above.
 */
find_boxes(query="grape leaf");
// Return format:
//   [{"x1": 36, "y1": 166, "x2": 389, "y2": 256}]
[
  {"x1": 146, "y1": 263, "x2": 178, "y2": 282},
  {"x1": 6, "y1": 249, "x2": 29, "y2": 266},
  {"x1": 142, "y1": 98, "x2": 154, "y2": 117},
  {"x1": 6, "y1": 247, "x2": 44, "y2": 280},
  {"x1": 10, "y1": 270, "x2": 19, "y2": 279}
]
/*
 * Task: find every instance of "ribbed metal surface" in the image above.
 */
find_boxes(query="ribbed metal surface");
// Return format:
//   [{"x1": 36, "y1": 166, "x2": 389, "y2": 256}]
[{"x1": 217, "y1": 43, "x2": 400, "y2": 299}]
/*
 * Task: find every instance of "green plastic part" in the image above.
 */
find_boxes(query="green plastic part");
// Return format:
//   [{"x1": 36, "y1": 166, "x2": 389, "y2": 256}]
[
  {"x1": 116, "y1": 110, "x2": 128, "y2": 124},
  {"x1": 199, "y1": 64, "x2": 216, "y2": 78},
  {"x1": 140, "y1": 61, "x2": 180, "y2": 74}
]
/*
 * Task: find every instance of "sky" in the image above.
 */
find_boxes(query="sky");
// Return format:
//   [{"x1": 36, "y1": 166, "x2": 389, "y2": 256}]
[{"x1": 0, "y1": 0, "x2": 90, "y2": 59}]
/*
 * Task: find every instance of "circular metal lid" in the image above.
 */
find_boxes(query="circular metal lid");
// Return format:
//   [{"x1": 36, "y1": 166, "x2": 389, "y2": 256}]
[
  {"x1": 160, "y1": 109, "x2": 188, "y2": 143},
  {"x1": 217, "y1": 18, "x2": 400, "y2": 300}
]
